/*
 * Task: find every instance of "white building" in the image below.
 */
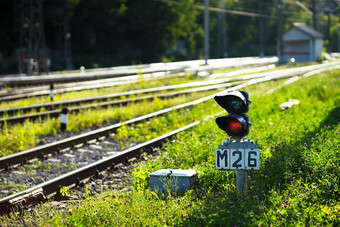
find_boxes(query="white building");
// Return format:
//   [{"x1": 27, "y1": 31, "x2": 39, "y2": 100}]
[{"x1": 282, "y1": 23, "x2": 324, "y2": 62}]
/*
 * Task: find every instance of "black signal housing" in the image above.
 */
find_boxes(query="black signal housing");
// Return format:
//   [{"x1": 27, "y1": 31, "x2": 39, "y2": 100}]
[
  {"x1": 214, "y1": 90, "x2": 251, "y2": 114},
  {"x1": 214, "y1": 90, "x2": 252, "y2": 138}
]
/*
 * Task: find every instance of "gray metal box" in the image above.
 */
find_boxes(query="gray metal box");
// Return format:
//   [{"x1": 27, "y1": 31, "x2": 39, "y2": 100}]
[{"x1": 149, "y1": 169, "x2": 197, "y2": 195}]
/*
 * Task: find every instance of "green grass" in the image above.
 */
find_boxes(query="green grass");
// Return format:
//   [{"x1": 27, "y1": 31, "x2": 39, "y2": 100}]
[
  {"x1": 0, "y1": 90, "x2": 218, "y2": 157},
  {"x1": 1, "y1": 70, "x2": 339, "y2": 226}
]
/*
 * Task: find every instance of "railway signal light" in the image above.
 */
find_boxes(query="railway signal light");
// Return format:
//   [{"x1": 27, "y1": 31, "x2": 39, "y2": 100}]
[
  {"x1": 214, "y1": 90, "x2": 260, "y2": 195},
  {"x1": 214, "y1": 91, "x2": 251, "y2": 138}
]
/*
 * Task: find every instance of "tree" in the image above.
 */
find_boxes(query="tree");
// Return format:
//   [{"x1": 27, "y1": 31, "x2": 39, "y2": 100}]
[{"x1": 68, "y1": 0, "x2": 201, "y2": 66}]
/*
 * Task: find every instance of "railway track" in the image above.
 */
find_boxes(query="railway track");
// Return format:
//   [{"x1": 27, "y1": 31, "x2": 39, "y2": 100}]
[
  {"x1": 0, "y1": 64, "x2": 186, "y2": 87},
  {"x1": 0, "y1": 84, "x2": 229, "y2": 170},
  {"x1": 0, "y1": 60, "x2": 277, "y2": 103},
  {"x1": 1, "y1": 61, "x2": 335, "y2": 171},
  {"x1": 1, "y1": 61, "x2": 339, "y2": 165},
  {"x1": 0, "y1": 56, "x2": 278, "y2": 87},
  {"x1": 0, "y1": 82, "x2": 238, "y2": 126},
  {"x1": 0, "y1": 78, "x2": 240, "y2": 117},
  {"x1": 0, "y1": 59, "x2": 339, "y2": 215},
  {"x1": 0, "y1": 71, "x2": 186, "y2": 102},
  {"x1": 0, "y1": 65, "x2": 269, "y2": 102},
  {"x1": 0, "y1": 122, "x2": 199, "y2": 215},
  {"x1": 0, "y1": 64, "x2": 275, "y2": 100},
  {"x1": 1, "y1": 60, "x2": 338, "y2": 119}
]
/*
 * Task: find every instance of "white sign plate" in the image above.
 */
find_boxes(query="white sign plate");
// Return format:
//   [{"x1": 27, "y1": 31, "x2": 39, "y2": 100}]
[{"x1": 215, "y1": 148, "x2": 260, "y2": 170}]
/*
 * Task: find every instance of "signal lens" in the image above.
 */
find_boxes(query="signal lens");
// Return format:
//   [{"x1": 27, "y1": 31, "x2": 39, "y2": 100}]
[
  {"x1": 215, "y1": 114, "x2": 250, "y2": 137},
  {"x1": 227, "y1": 118, "x2": 242, "y2": 134},
  {"x1": 230, "y1": 100, "x2": 243, "y2": 111}
]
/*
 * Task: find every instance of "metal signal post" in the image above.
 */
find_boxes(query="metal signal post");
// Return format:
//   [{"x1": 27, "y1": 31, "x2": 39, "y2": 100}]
[
  {"x1": 214, "y1": 90, "x2": 260, "y2": 195},
  {"x1": 204, "y1": 0, "x2": 210, "y2": 65}
]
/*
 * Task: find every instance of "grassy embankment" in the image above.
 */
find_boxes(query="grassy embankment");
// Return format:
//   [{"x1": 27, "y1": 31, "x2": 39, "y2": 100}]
[
  {"x1": 1, "y1": 69, "x2": 339, "y2": 226},
  {"x1": 0, "y1": 71, "x2": 229, "y2": 157},
  {"x1": 0, "y1": 67, "x2": 274, "y2": 194},
  {"x1": 0, "y1": 90, "x2": 219, "y2": 157}
]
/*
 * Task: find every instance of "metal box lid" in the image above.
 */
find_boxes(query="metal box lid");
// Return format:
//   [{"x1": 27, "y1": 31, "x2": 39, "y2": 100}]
[{"x1": 149, "y1": 169, "x2": 197, "y2": 178}]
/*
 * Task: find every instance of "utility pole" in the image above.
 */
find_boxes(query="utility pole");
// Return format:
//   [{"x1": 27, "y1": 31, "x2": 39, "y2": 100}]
[
  {"x1": 18, "y1": 0, "x2": 49, "y2": 75},
  {"x1": 204, "y1": 0, "x2": 209, "y2": 64},
  {"x1": 312, "y1": 0, "x2": 317, "y2": 30},
  {"x1": 338, "y1": 27, "x2": 340, "y2": 52},
  {"x1": 277, "y1": 0, "x2": 283, "y2": 58},
  {"x1": 312, "y1": 0, "x2": 321, "y2": 32},
  {"x1": 64, "y1": 20, "x2": 74, "y2": 70},
  {"x1": 258, "y1": 0, "x2": 264, "y2": 57},
  {"x1": 217, "y1": 0, "x2": 227, "y2": 58},
  {"x1": 326, "y1": 6, "x2": 331, "y2": 53}
]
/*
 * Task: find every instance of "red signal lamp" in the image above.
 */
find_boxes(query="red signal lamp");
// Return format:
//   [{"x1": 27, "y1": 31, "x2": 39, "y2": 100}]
[
  {"x1": 227, "y1": 118, "x2": 242, "y2": 134},
  {"x1": 215, "y1": 114, "x2": 251, "y2": 137}
]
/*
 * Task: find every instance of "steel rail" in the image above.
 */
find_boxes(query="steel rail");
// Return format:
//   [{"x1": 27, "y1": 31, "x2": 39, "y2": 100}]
[
  {"x1": 0, "y1": 122, "x2": 199, "y2": 215},
  {"x1": 0, "y1": 82, "x2": 237, "y2": 126},
  {"x1": 0, "y1": 65, "x2": 187, "y2": 87},
  {"x1": 0, "y1": 70, "x2": 188, "y2": 101},
  {"x1": 0, "y1": 63, "x2": 152, "y2": 79}
]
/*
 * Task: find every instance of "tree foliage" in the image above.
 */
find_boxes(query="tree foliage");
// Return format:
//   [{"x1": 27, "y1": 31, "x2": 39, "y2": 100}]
[
  {"x1": 0, "y1": 0, "x2": 339, "y2": 72},
  {"x1": 67, "y1": 0, "x2": 202, "y2": 64}
]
